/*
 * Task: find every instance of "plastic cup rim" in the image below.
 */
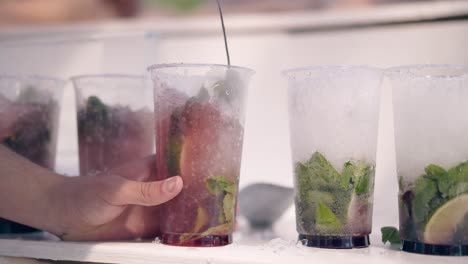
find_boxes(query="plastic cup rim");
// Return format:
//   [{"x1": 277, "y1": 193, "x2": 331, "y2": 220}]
[
  {"x1": 147, "y1": 63, "x2": 255, "y2": 75},
  {"x1": 282, "y1": 65, "x2": 381, "y2": 77},
  {"x1": 70, "y1": 73, "x2": 144, "y2": 83},
  {"x1": 0, "y1": 74, "x2": 65, "y2": 86},
  {"x1": 385, "y1": 64, "x2": 468, "y2": 80}
]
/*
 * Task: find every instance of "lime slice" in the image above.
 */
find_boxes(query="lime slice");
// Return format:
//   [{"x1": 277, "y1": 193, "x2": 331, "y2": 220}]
[{"x1": 424, "y1": 194, "x2": 468, "y2": 244}]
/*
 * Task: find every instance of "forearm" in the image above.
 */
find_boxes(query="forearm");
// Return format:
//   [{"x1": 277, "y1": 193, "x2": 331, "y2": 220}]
[{"x1": 0, "y1": 145, "x2": 65, "y2": 235}]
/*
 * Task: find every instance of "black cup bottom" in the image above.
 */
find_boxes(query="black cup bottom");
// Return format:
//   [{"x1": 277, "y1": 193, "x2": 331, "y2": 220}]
[
  {"x1": 0, "y1": 219, "x2": 38, "y2": 234},
  {"x1": 161, "y1": 233, "x2": 232, "y2": 247},
  {"x1": 298, "y1": 234, "x2": 370, "y2": 249},
  {"x1": 401, "y1": 240, "x2": 468, "y2": 256}
]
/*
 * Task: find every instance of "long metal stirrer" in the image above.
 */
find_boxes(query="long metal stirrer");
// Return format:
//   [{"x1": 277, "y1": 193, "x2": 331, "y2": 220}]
[{"x1": 216, "y1": 0, "x2": 231, "y2": 67}]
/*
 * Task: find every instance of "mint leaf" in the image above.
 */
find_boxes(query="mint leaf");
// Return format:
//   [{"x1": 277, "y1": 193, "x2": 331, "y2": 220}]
[
  {"x1": 355, "y1": 168, "x2": 371, "y2": 195},
  {"x1": 308, "y1": 152, "x2": 341, "y2": 183},
  {"x1": 412, "y1": 176, "x2": 438, "y2": 224},
  {"x1": 16, "y1": 86, "x2": 37, "y2": 102},
  {"x1": 306, "y1": 190, "x2": 335, "y2": 207},
  {"x1": 381, "y1": 226, "x2": 401, "y2": 245},
  {"x1": 206, "y1": 176, "x2": 235, "y2": 196},
  {"x1": 166, "y1": 107, "x2": 184, "y2": 176},
  {"x1": 295, "y1": 152, "x2": 341, "y2": 197},
  {"x1": 315, "y1": 202, "x2": 342, "y2": 233},
  {"x1": 78, "y1": 96, "x2": 109, "y2": 137},
  {"x1": 425, "y1": 164, "x2": 447, "y2": 180},
  {"x1": 87, "y1": 96, "x2": 107, "y2": 114},
  {"x1": 223, "y1": 193, "x2": 234, "y2": 222},
  {"x1": 166, "y1": 134, "x2": 183, "y2": 176},
  {"x1": 446, "y1": 162, "x2": 468, "y2": 199},
  {"x1": 340, "y1": 161, "x2": 353, "y2": 189},
  {"x1": 343, "y1": 160, "x2": 373, "y2": 195},
  {"x1": 206, "y1": 176, "x2": 236, "y2": 225}
]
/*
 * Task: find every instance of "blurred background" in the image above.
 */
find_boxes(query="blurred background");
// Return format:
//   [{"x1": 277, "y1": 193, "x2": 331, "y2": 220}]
[
  {"x1": 0, "y1": 0, "x2": 451, "y2": 25},
  {"x1": 0, "y1": 0, "x2": 467, "y2": 244}
]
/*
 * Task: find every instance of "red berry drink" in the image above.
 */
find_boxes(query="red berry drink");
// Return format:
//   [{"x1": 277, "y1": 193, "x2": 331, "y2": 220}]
[
  {"x1": 72, "y1": 75, "x2": 154, "y2": 176},
  {"x1": 149, "y1": 64, "x2": 254, "y2": 247},
  {"x1": 0, "y1": 76, "x2": 64, "y2": 233}
]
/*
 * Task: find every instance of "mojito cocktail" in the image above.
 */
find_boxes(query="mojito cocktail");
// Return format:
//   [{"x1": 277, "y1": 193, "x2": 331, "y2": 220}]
[
  {"x1": 72, "y1": 75, "x2": 154, "y2": 176},
  {"x1": 285, "y1": 66, "x2": 382, "y2": 248},
  {"x1": 390, "y1": 65, "x2": 468, "y2": 256},
  {"x1": 149, "y1": 64, "x2": 253, "y2": 247},
  {"x1": 0, "y1": 75, "x2": 64, "y2": 233}
]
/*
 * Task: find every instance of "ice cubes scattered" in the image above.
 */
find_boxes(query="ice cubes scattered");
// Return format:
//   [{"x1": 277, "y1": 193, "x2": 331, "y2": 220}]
[{"x1": 259, "y1": 238, "x2": 299, "y2": 254}]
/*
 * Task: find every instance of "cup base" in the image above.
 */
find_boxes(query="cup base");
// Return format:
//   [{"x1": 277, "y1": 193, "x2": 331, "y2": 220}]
[
  {"x1": 0, "y1": 219, "x2": 38, "y2": 234},
  {"x1": 298, "y1": 234, "x2": 370, "y2": 249},
  {"x1": 401, "y1": 240, "x2": 468, "y2": 256},
  {"x1": 161, "y1": 233, "x2": 232, "y2": 247}
]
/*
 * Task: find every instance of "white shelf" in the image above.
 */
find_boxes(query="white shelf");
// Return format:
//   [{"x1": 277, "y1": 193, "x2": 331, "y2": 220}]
[{"x1": 0, "y1": 238, "x2": 466, "y2": 264}]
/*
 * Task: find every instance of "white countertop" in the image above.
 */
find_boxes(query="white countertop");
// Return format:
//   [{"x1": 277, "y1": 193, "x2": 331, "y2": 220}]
[{"x1": 0, "y1": 237, "x2": 467, "y2": 264}]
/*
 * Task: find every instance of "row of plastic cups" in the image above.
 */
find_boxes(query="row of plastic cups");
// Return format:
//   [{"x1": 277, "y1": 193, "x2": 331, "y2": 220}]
[
  {"x1": 0, "y1": 64, "x2": 467, "y2": 255},
  {"x1": 287, "y1": 65, "x2": 468, "y2": 256}
]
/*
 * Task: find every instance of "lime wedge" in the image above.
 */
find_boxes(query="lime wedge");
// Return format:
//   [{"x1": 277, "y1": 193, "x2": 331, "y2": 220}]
[{"x1": 424, "y1": 194, "x2": 468, "y2": 244}]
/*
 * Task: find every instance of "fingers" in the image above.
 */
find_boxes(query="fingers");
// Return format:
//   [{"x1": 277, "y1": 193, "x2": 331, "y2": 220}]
[
  {"x1": 108, "y1": 155, "x2": 157, "y2": 182},
  {"x1": 103, "y1": 176, "x2": 183, "y2": 206}
]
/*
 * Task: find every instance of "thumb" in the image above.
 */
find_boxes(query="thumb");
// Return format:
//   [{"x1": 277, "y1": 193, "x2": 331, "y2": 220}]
[{"x1": 103, "y1": 176, "x2": 183, "y2": 206}]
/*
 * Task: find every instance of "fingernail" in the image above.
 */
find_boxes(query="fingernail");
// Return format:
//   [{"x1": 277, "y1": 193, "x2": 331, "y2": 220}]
[{"x1": 163, "y1": 177, "x2": 180, "y2": 194}]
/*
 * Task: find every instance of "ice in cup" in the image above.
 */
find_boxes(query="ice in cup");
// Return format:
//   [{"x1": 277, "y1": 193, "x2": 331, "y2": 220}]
[
  {"x1": 284, "y1": 66, "x2": 383, "y2": 248},
  {"x1": 389, "y1": 65, "x2": 468, "y2": 256},
  {"x1": 149, "y1": 63, "x2": 254, "y2": 247},
  {"x1": 72, "y1": 75, "x2": 154, "y2": 176},
  {"x1": 0, "y1": 75, "x2": 64, "y2": 233}
]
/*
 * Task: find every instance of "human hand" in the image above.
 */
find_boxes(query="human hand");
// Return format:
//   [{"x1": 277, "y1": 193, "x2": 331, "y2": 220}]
[{"x1": 51, "y1": 156, "x2": 183, "y2": 241}]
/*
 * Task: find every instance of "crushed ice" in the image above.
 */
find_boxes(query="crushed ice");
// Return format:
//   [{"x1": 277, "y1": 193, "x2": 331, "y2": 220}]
[{"x1": 259, "y1": 238, "x2": 301, "y2": 255}]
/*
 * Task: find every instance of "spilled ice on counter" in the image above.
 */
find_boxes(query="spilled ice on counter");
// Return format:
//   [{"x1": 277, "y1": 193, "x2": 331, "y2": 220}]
[
  {"x1": 392, "y1": 76, "x2": 468, "y2": 180},
  {"x1": 287, "y1": 68, "x2": 382, "y2": 170},
  {"x1": 257, "y1": 238, "x2": 309, "y2": 255}
]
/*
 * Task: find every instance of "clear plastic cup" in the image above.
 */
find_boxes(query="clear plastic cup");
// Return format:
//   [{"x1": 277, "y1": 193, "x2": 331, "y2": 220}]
[
  {"x1": 284, "y1": 66, "x2": 383, "y2": 248},
  {"x1": 388, "y1": 65, "x2": 468, "y2": 256},
  {"x1": 0, "y1": 75, "x2": 65, "y2": 234},
  {"x1": 148, "y1": 63, "x2": 254, "y2": 247},
  {"x1": 71, "y1": 74, "x2": 154, "y2": 176},
  {"x1": 0, "y1": 75, "x2": 65, "y2": 169}
]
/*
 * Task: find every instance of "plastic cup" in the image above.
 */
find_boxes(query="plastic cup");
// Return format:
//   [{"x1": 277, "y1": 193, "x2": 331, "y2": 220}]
[
  {"x1": 0, "y1": 75, "x2": 65, "y2": 234},
  {"x1": 388, "y1": 65, "x2": 468, "y2": 256},
  {"x1": 0, "y1": 75, "x2": 64, "y2": 169},
  {"x1": 71, "y1": 74, "x2": 154, "y2": 176},
  {"x1": 149, "y1": 63, "x2": 254, "y2": 247},
  {"x1": 284, "y1": 66, "x2": 383, "y2": 248}
]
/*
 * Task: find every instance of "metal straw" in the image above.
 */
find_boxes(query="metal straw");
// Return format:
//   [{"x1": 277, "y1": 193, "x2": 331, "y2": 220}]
[{"x1": 216, "y1": 0, "x2": 231, "y2": 67}]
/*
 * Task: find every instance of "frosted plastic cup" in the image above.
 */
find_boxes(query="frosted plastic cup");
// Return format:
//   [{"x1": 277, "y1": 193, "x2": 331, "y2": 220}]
[
  {"x1": 0, "y1": 75, "x2": 64, "y2": 169},
  {"x1": 0, "y1": 75, "x2": 64, "y2": 234},
  {"x1": 284, "y1": 66, "x2": 383, "y2": 248},
  {"x1": 388, "y1": 65, "x2": 468, "y2": 256},
  {"x1": 71, "y1": 74, "x2": 154, "y2": 176},
  {"x1": 149, "y1": 63, "x2": 254, "y2": 247}
]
